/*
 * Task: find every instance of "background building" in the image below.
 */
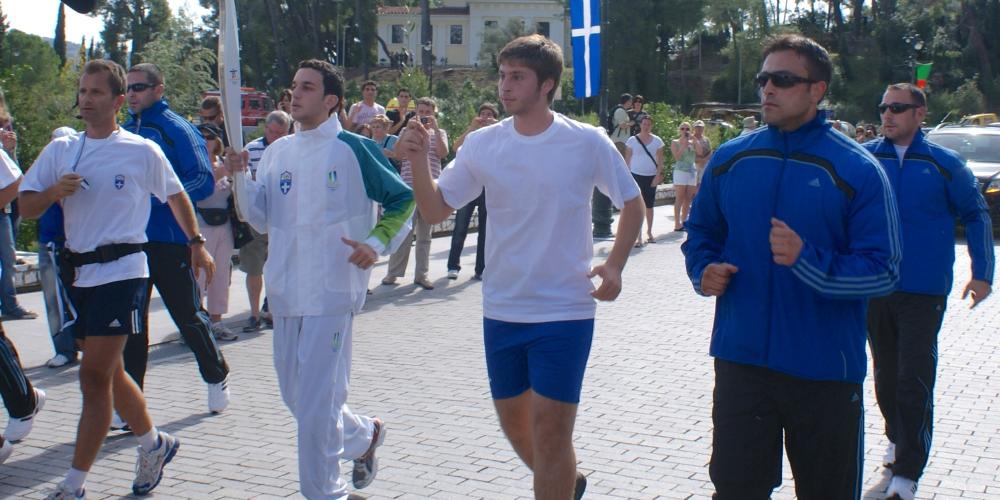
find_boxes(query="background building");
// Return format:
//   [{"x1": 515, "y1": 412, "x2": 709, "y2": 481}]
[{"x1": 376, "y1": 0, "x2": 567, "y2": 67}]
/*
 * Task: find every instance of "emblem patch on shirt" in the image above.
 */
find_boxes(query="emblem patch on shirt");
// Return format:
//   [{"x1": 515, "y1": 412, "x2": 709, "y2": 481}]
[
  {"x1": 280, "y1": 171, "x2": 292, "y2": 195},
  {"x1": 114, "y1": 174, "x2": 125, "y2": 190},
  {"x1": 327, "y1": 170, "x2": 338, "y2": 190}
]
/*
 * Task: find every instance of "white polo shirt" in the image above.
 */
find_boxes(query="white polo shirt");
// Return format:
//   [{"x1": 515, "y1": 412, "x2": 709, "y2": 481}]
[
  {"x1": 22, "y1": 128, "x2": 184, "y2": 287},
  {"x1": 437, "y1": 113, "x2": 641, "y2": 323},
  {"x1": 0, "y1": 149, "x2": 21, "y2": 190}
]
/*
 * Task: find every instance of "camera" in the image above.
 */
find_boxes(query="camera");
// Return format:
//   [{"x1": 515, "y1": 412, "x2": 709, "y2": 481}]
[{"x1": 420, "y1": 116, "x2": 429, "y2": 125}]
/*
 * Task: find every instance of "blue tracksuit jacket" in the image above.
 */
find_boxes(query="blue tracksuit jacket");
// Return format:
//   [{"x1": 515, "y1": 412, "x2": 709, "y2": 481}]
[
  {"x1": 865, "y1": 131, "x2": 994, "y2": 295},
  {"x1": 682, "y1": 112, "x2": 901, "y2": 383},
  {"x1": 123, "y1": 100, "x2": 215, "y2": 244}
]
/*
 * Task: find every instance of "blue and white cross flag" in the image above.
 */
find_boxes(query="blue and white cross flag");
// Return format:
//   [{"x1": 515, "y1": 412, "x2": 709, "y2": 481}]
[{"x1": 570, "y1": 0, "x2": 602, "y2": 98}]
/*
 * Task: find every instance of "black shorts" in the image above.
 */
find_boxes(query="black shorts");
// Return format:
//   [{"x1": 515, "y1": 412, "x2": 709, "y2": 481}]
[
  {"x1": 631, "y1": 173, "x2": 657, "y2": 209},
  {"x1": 70, "y1": 278, "x2": 147, "y2": 339}
]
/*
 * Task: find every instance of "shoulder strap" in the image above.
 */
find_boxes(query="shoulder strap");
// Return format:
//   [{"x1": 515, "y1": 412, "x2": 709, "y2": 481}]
[{"x1": 637, "y1": 136, "x2": 658, "y2": 168}]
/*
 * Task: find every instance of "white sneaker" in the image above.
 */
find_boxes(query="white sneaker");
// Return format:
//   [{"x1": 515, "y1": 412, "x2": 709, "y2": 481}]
[
  {"x1": 211, "y1": 321, "x2": 238, "y2": 341},
  {"x1": 132, "y1": 431, "x2": 180, "y2": 496},
  {"x1": 5, "y1": 388, "x2": 45, "y2": 442},
  {"x1": 207, "y1": 377, "x2": 230, "y2": 413},
  {"x1": 886, "y1": 475, "x2": 917, "y2": 500},
  {"x1": 110, "y1": 411, "x2": 130, "y2": 432},
  {"x1": 883, "y1": 441, "x2": 896, "y2": 468},
  {"x1": 0, "y1": 438, "x2": 12, "y2": 464},
  {"x1": 45, "y1": 481, "x2": 85, "y2": 500},
  {"x1": 46, "y1": 354, "x2": 73, "y2": 368},
  {"x1": 447, "y1": 269, "x2": 459, "y2": 280}
]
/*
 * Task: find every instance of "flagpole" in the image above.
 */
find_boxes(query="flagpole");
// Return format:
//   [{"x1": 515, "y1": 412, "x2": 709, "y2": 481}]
[{"x1": 599, "y1": 0, "x2": 607, "y2": 126}]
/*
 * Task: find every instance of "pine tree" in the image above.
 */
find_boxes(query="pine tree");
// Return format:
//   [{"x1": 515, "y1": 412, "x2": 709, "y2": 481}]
[
  {"x1": 54, "y1": 3, "x2": 67, "y2": 67},
  {"x1": 0, "y1": 3, "x2": 8, "y2": 70}
]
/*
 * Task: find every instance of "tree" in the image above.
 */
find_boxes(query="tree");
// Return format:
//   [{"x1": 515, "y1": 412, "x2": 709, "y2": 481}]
[
  {"x1": 479, "y1": 18, "x2": 531, "y2": 70},
  {"x1": 100, "y1": 0, "x2": 173, "y2": 67},
  {"x1": 136, "y1": 13, "x2": 216, "y2": 118},
  {"x1": 54, "y1": 3, "x2": 67, "y2": 67}
]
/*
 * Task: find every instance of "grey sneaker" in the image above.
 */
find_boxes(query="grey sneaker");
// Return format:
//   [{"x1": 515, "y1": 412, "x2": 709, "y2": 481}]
[
  {"x1": 132, "y1": 431, "x2": 180, "y2": 496},
  {"x1": 447, "y1": 269, "x2": 459, "y2": 280},
  {"x1": 211, "y1": 322, "x2": 238, "y2": 341},
  {"x1": 352, "y1": 418, "x2": 386, "y2": 489},
  {"x1": 45, "y1": 481, "x2": 85, "y2": 500}
]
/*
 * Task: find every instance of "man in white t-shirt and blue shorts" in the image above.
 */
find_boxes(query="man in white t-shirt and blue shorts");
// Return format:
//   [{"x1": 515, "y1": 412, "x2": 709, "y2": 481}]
[
  {"x1": 400, "y1": 35, "x2": 644, "y2": 499},
  {"x1": 20, "y1": 60, "x2": 215, "y2": 500}
]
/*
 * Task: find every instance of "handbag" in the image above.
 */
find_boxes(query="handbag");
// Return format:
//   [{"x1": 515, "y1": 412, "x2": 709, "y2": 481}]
[
  {"x1": 197, "y1": 207, "x2": 230, "y2": 226},
  {"x1": 228, "y1": 196, "x2": 255, "y2": 249}
]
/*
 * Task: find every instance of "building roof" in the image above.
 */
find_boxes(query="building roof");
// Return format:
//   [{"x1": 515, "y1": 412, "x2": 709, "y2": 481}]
[{"x1": 377, "y1": 6, "x2": 471, "y2": 16}]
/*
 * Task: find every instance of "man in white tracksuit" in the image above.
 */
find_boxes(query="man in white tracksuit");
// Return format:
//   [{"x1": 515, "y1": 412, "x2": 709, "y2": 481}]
[{"x1": 226, "y1": 59, "x2": 414, "y2": 499}]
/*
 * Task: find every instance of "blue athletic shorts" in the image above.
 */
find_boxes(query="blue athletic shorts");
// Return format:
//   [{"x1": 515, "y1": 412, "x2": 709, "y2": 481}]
[
  {"x1": 70, "y1": 278, "x2": 147, "y2": 339},
  {"x1": 483, "y1": 317, "x2": 594, "y2": 404}
]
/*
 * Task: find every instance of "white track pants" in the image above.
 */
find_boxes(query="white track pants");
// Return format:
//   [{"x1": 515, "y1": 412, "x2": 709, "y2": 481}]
[{"x1": 273, "y1": 314, "x2": 374, "y2": 499}]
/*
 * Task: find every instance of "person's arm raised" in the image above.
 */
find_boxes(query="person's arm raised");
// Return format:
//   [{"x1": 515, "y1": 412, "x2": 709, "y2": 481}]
[{"x1": 398, "y1": 120, "x2": 454, "y2": 224}]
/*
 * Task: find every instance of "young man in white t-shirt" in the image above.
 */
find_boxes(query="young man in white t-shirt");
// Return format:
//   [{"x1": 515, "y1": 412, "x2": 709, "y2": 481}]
[
  {"x1": 19, "y1": 60, "x2": 214, "y2": 500},
  {"x1": 347, "y1": 80, "x2": 386, "y2": 133},
  {"x1": 400, "y1": 35, "x2": 643, "y2": 499}
]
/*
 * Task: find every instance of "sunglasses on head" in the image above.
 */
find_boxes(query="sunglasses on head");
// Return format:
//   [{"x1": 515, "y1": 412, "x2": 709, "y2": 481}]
[
  {"x1": 755, "y1": 71, "x2": 818, "y2": 88},
  {"x1": 126, "y1": 82, "x2": 156, "y2": 93},
  {"x1": 877, "y1": 103, "x2": 921, "y2": 114}
]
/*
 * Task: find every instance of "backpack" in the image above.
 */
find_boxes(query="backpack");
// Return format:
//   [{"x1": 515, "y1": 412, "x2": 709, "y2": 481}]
[{"x1": 605, "y1": 105, "x2": 625, "y2": 134}]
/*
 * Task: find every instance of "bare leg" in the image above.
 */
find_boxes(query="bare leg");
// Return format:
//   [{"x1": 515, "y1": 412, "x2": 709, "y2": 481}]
[
  {"x1": 494, "y1": 390, "x2": 535, "y2": 468},
  {"x1": 246, "y1": 275, "x2": 263, "y2": 318},
  {"x1": 645, "y1": 207, "x2": 655, "y2": 239},
  {"x1": 494, "y1": 390, "x2": 579, "y2": 500},
  {"x1": 72, "y1": 336, "x2": 152, "y2": 471}
]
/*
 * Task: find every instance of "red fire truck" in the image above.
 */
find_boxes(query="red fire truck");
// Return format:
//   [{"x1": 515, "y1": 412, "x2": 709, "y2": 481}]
[{"x1": 201, "y1": 87, "x2": 274, "y2": 127}]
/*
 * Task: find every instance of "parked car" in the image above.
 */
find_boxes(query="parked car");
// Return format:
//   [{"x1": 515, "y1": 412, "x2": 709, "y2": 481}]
[{"x1": 926, "y1": 124, "x2": 1000, "y2": 230}]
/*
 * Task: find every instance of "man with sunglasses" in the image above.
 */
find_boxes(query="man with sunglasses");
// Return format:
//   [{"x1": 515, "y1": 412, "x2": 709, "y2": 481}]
[
  {"x1": 199, "y1": 96, "x2": 230, "y2": 147},
  {"x1": 863, "y1": 83, "x2": 993, "y2": 500},
  {"x1": 120, "y1": 63, "x2": 233, "y2": 417},
  {"x1": 683, "y1": 35, "x2": 901, "y2": 499}
]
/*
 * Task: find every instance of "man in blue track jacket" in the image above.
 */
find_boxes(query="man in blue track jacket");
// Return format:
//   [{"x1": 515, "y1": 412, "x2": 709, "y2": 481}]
[
  {"x1": 864, "y1": 83, "x2": 994, "y2": 500},
  {"x1": 682, "y1": 35, "x2": 901, "y2": 499},
  {"x1": 120, "y1": 63, "x2": 232, "y2": 416}
]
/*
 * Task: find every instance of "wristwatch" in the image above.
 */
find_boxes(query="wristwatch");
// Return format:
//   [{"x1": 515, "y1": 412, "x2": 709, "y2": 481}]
[{"x1": 188, "y1": 234, "x2": 207, "y2": 246}]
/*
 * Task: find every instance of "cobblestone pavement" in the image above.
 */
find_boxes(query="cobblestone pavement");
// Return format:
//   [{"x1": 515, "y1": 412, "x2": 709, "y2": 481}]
[{"x1": 0, "y1": 208, "x2": 998, "y2": 499}]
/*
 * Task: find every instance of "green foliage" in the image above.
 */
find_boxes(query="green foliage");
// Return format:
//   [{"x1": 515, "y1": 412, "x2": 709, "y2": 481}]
[
  {"x1": 927, "y1": 77, "x2": 987, "y2": 124},
  {"x1": 135, "y1": 13, "x2": 217, "y2": 119},
  {"x1": 479, "y1": 18, "x2": 532, "y2": 70}
]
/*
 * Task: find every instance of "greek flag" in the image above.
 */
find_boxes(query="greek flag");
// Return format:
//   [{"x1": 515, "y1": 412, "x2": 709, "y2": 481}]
[{"x1": 570, "y1": 0, "x2": 601, "y2": 98}]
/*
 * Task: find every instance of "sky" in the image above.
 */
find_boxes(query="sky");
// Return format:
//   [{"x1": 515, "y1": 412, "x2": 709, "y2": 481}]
[{"x1": 2, "y1": 0, "x2": 210, "y2": 43}]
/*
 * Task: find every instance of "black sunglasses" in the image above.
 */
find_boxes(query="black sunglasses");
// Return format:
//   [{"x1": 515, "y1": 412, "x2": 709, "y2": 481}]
[
  {"x1": 755, "y1": 71, "x2": 818, "y2": 88},
  {"x1": 126, "y1": 82, "x2": 156, "y2": 93},
  {"x1": 877, "y1": 103, "x2": 921, "y2": 114}
]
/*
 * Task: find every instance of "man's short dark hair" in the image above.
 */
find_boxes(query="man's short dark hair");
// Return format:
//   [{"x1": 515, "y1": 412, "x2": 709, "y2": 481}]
[
  {"x1": 298, "y1": 59, "x2": 345, "y2": 112},
  {"x1": 497, "y1": 34, "x2": 564, "y2": 103},
  {"x1": 82, "y1": 59, "x2": 126, "y2": 96},
  {"x1": 886, "y1": 82, "x2": 927, "y2": 107},
  {"x1": 201, "y1": 95, "x2": 222, "y2": 111},
  {"x1": 619, "y1": 93, "x2": 632, "y2": 105},
  {"x1": 128, "y1": 63, "x2": 164, "y2": 86},
  {"x1": 762, "y1": 34, "x2": 833, "y2": 85},
  {"x1": 362, "y1": 80, "x2": 377, "y2": 91},
  {"x1": 397, "y1": 87, "x2": 411, "y2": 97},
  {"x1": 479, "y1": 102, "x2": 499, "y2": 119}
]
